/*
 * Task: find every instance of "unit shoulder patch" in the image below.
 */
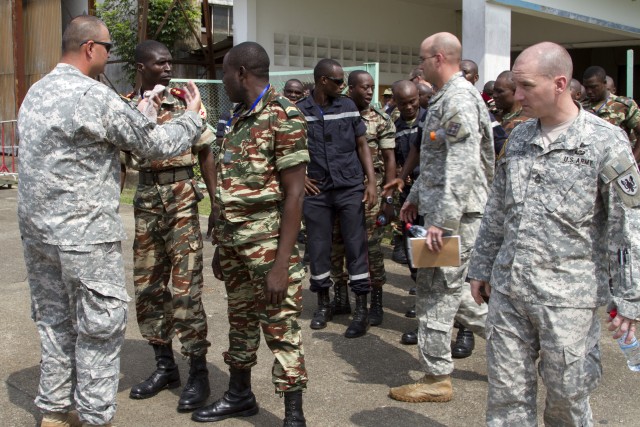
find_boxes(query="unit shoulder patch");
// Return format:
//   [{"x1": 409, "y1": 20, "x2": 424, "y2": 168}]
[
  {"x1": 446, "y1": 122, "x2": 461, "y2": 137},
  {"x1": 617, "y1": 172, "x2": 638, "y2": 196}
]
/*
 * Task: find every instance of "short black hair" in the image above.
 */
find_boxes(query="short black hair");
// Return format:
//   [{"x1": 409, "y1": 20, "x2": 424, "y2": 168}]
[
  {"x1": 285, "y1": 78, "x2": 303, "y2": 87},
  {"x1": 348, "y1": 70, "x2": 371, "y2": 87},
  {"x1": 392, "y1": 80, "x2": 418, "y2": 97},
  {"x1": 62, "y1": 15, "x2": 106, "y2": 54},
  {"x1": 226, "y1": 41, "x2": 270, "y2": 79},
  {"x1": 134, "y1": 40, "x2": 170, "y2": 64},
  {"x1": 496, "y1": 70, "x2": 515, "y2": 90},
  {"x1": 583, "y1": 65, "x2": 606, "y2": 82},
  {"x1": 314, "y1": 58, "x2": 342, "y2": 82},
  {"x1": 461, "y1": 59, "x2": 478, "y2": 74}
]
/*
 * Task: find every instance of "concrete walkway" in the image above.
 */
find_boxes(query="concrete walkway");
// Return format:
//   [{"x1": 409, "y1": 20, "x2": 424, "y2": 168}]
[{"x1": 1, "y1": 187, "x2": 638, "y2": 426}]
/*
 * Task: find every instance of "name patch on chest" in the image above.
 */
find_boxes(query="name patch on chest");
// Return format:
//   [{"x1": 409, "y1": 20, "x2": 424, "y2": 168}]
[{"x1": 562, "y1": 156, "x2": 594, "y2": 167}]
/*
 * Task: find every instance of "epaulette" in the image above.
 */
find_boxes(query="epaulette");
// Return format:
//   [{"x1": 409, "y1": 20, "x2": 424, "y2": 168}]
[
  {"x1": 170, "y1": 87, "x2": 186, "y2": 99},
  {"x1": 372, "y1": 105, "x2": 390, "y2": 120},
  {"x1": 612, "y1": 94, "x2": 636, "y2": 108},
  {"x1": 274, "y1": 96, "x2": 301, "y2": 118}
]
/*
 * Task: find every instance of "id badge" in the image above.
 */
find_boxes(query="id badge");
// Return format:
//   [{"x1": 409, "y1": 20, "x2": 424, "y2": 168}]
[{"x1": 223, "y1": 150, "x2": 232, "y2": 164}]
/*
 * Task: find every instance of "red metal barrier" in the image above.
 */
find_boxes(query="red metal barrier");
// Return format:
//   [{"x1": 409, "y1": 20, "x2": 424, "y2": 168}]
[{"x1": 0, "y1": 120, "x2": 18, "y2": 188}]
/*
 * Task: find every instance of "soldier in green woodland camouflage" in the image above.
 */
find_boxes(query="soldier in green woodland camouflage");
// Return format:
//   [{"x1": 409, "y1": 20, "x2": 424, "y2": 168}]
[
  {"x1": 470, "y1": 42, "x2": 640, "y2": 427},
  {"x1": 192, "y1": 42, "x2": 309, "y2": 427},
  {"x1": 121, "y1": 40, "x2": 216, "y2": 412},
  {"x1": 583, "y1": 65, "x2": 640, "y2": 161},
  {"x1": 18, "y1": 16, "x2": 205, "y2": 427},
  {"x1": 330, "y1": 70, "x2": 396, "y2": 326}
]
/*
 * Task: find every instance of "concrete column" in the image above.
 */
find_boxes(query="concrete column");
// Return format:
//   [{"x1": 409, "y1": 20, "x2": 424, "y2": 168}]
[
  {"x1": 232, "y1": 0, "x2": 257, "y2": 44},
  {"x1": 462, "y1": 0, "x2": 511, "y2": 89}
]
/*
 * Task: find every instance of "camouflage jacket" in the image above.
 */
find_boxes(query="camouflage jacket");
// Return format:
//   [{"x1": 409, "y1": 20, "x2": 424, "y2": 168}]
[
  {"x1": 583, "y1": 94, "x2": 640, "y2": 138},
  {"x1": 468, "y1": 109, "x2": 640, "y2": 318},
  {"x1": 216, "y1": 86, "x2": 309, "y2": 246},
  {"x1": 407, "y1": 72, "x2": 495, "y2": 232},
  {"x1": 361, "y1": 105, "x2": 396, "y2": 176},
  {"x1": 122, "y1": 88, "x2": 214, "y2": 171},
  {"x1": 17, "y1": 63, "x2": 202, "y2": 245},
  {"x1": 501, "y1": 107, "x2": 531, "y2": 137}
]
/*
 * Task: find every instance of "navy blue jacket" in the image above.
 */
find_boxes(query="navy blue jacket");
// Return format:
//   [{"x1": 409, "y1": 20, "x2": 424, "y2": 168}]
[
  {"x1": 297, "y1": 92, "x2": 367, "y2": 191},
  {"x1": 394, "y1": 107, "x2": 427, "y2": 179}
]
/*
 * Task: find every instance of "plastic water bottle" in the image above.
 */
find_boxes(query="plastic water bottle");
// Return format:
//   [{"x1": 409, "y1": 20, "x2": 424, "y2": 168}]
[
  {"x1": 405, "y1": 223, "x2": 427, "y2": 237},
  {"x1": 618, "y1": 335, "x2": 640, "y2": 372},
  {"x1": 610, "y1": 308, "x2": 640, "y2": 372},
  {"x1": 375, "y1": 214, "x2": 387, "y2": 227}
]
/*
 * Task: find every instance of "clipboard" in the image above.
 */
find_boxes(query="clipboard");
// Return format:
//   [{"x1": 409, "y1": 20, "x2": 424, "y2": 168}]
[{"x1": 407, "y1": 236, "x2": 461, "y2": 268}]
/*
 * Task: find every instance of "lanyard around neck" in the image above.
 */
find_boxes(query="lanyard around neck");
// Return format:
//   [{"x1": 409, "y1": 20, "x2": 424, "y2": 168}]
[{"x1": 227, "y1": 84, "x2": 271, "y2": 127}]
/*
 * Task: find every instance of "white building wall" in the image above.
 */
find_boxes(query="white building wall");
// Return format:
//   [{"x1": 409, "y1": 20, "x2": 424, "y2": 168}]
[
  {"x1": 232, "y1": 0, "x2": 640, "y2": 86},
  {"x1": 463, "y1": 0, "x2": 511, "y2": 88},
  {"x1": 248, "y1": 0, "x2": 459, "y2": 84}
]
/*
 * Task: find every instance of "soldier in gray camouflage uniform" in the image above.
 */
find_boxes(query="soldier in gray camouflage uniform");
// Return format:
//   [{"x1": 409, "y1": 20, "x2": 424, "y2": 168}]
[
  {"x1": 388, "y1": 32, "x2": 494, "y2": 404},
  {"x1": 469, "y1": 42, "x2": 640, "y2": 427},
  {"x1": 17, "y1": 16, "x2": 205, "y2": 427}
]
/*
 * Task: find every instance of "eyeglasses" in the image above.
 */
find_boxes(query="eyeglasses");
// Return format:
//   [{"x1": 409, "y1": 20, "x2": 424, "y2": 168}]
[
  {"x1": 324, "y1": 76, "x2": 345, "y2": 86},
  {"x1": 80, "y1": 40, "x2": 113, "y2": 53},
  {"x1": 419, "y1": 54, "x2": 438, "y2": 63}
]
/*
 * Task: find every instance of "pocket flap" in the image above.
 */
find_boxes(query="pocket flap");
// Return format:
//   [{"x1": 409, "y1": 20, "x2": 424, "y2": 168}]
[
  {"x1": 563, "y1": 340, "x2": 586, "y2": 365},
  {"x1": 83, "y1": 280, "x2": 131, "y2": 303}
]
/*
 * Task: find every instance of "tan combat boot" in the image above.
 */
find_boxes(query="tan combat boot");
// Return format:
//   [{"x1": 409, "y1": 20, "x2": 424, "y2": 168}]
[
  {"x1": 388, "y1": 374, "x2": 453, "y2": 403},
  {"x1": 41, "y1": 411, "x2": 81, "y2": 427}
]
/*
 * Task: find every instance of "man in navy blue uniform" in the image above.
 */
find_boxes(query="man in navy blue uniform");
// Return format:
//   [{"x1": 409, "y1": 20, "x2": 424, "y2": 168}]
[{"x1": 297, "y1": 58, "x2": 377, "y2": 338}]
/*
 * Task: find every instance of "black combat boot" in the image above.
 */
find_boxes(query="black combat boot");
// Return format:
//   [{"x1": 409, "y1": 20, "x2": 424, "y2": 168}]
[
  {"x1": 282, "y1": 390, "x2": 306, "y2": 427},
  {"x1": 344, "y1": 294, "x2": 369, "y2": 338},
  {"x1": 405, "y1": 304, "x2": 416, "y2": 318},
  {"x1": 130, "y1": 343, "x2": 181, "y2": 399},
  {"x1": 310, "y1": 288, "x2": 333, "y2": 329},
  {"x1": 368, "y1": 287, "x2": 383, "y2": 326},
  {"x1": 331, "y1": 281, "x2": 351, "y2": 315},
  {"x1": 177, "y1": 355, "x2": 210, "y2": 412},
  {"x1": 391, "y1": 234, "x2": 408, "y2": 264},
  {"x1": 192, "y1": 368, "x2": 259, "y2": 422},
  {"x1": 451, "y1": 325, "x2": 475, "y2": 359},
  {"x1": 401, "y1": 328, "x2": 418, "y2": 345}
]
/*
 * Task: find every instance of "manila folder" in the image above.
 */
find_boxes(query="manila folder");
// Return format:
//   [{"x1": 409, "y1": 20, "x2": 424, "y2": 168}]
[{"x1": 408, "y1": 236, "x2": 461, "y2": 268}]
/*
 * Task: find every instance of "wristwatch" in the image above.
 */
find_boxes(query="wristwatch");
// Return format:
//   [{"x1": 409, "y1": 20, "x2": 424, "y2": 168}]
[{"x1": 384, "y1": 196, "x2": 394, "y2": 204}]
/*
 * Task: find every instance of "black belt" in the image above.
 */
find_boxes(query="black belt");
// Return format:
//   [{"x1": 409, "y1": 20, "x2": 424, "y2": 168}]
[{"x1": 139, "y1": 166, "x2": 194, "y2": 185}]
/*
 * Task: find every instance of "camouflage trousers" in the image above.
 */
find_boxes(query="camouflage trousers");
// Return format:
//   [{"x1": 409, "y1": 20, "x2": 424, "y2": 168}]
[
  {"x1": 22, "y1": 237, "x2": 128, "y2": 425},
  {"x1": 133, "y1": 182, "x2": 210, "y2": 357},
  {"x1": 219, "y1": 237, "x2": 308, "y2": 393},
  {"x1": 331, "y1": 185, "x2": 386, "y2": 289},
  {"x1": 486, "y1": 290, "x2": 601, "y2": 427},
  {"x1": 416, "y1": 214, "x2": 486, "y2": 376}
]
